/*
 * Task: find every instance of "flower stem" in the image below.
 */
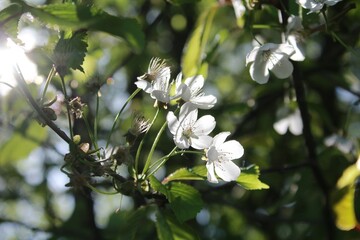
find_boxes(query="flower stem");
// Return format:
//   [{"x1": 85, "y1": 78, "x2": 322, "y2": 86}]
[
  {"x1": 135, "y1": 107, "x2": 160, "y2": 175},
  {"x1": 141, "y1": 115, "x2": 167, "y2": 176},
  {"x1": 146, "y1": 147, "x2": 177, "y2": 178},
  {"x1": 94, "y1": 91, "x2": 100, "y2": 156},
  {"x1": 106, "y1": 88, "x2": 141, "y2": 149},
  {"x1": 41, "y1": 65, "x2": 56, "y2": 104},
  {"x1": 86, "y1": 183, "x2": 119, "y2": 195},
  {"x1": 59, "y1": 74, "x2": 73, "y2": 139}
]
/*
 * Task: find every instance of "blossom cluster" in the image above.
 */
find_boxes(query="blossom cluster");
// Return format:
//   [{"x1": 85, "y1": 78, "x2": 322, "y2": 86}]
[
  {"x1": 245, "y1": 0, "x2": 342, "y2": 84},
  {"x1": 135, "y1": 58, "x2": 244, "y2": 183}
]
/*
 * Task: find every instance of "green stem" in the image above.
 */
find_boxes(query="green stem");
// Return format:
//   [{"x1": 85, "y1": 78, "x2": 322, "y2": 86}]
[
  {"x1": 141, "y1": 113, "x2": 167, "y2": 176},
  {"x1": 148, "y1": 149, "x2": 204, "y2": 171},
  {"x1": 105, "y1": 88, "x2": 141, "y2": 149},
  {"x1": 146, "y1": 147, "x2": 177, "y2": 178},
  {"x1": 59, "y1": 75, "x2": 73, "y2": 138},
  {"x1": 41, "y1": 66, "x2": 56, "y2": 103},
  {"x1": 86, "y1": 183, "x2": 119, "y2": 195},
  {"x1": 252, "y1": 24, "x2": 281, "y2": 30},
  {"x1": 82, "y1": 109, "x2": 98, "y2": 151},
  {"x1": 135, "y1": 107, "x2": 160, "y2": 175},
  {"x1": 94, "y1": 92, "x2": 100, "y2": 155}
]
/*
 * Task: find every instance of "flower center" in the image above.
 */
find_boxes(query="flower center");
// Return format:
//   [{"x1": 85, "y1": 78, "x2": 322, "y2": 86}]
[
  {"x1": 182, "y1": 127, "x2": 193, "y2": 139},
  {"x1": 262, "y1": 49, "x2": 280, "y2": 67}
]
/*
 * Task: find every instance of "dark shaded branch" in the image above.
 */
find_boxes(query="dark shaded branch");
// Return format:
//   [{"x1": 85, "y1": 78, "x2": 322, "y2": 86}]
[
  {"x1": 292, "y1": 62, "x2": 335, "y2": 240},
  {"x1": 261, "y1": 161, "x2": 310, "y2": 174}
]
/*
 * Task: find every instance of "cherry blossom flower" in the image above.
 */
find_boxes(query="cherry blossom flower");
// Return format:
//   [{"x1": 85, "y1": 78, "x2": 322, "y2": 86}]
[
  {"x1": 135, "y1": 58, "x2": 172, "y2": 103},
  {"x1": 296, "y1": 0, "x2": 342, "y2": 13},
  {"x1": 246, "y1": 43, "x2": 295, "y2": 84},
  {"x1": 286, "y1": 15, "x2": 306, "y2": 62},
  {"x1": 175, "y1": 73, "x2": 217, "y2": 109},
  {"x1": 205, "y1": 132, "x2": 243, "y2": 183},
  {"x1": 273, "y1": 109, "x2": 303, "y2": 135},
  {"x1": 166, "y1": 103, "x2": 216, "y2": 150}
]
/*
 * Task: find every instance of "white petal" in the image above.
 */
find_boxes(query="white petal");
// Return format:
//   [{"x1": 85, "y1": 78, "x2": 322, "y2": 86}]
[
  {"x1": 214, "y1": 160, "x2": 241, "y2": 182},
  {"x1": 180, "y1": 107, "x2": 198, "y2": 128},
  {"x1": 289, "y1": 111, "x2": 303, "y2": 135},
  {"x1": 217, "y1": 140, "x2": 244, "y2": 160},
  {"x1": 273, "y1": 118, "x2": 289, "y2": 135},
  {"x1": 151, "y1": 90, "x2": 170, "y2": 103},
  {"x1": 173, "y1": 73, "x2": 184, "y2": 99},
  {"x1": 212, "y1": 132, "x2": 231, "y2": 147},
  {"x1": 277, "y1": 43, "x2": 295, "y2": 56},
  {"x1": 179, "y1": 102, "x2": 197, "y2": 122},
  {"x1": 193, "y1": 115, "x2": 216, "y2": 135},
  {"x1": 250, "y1": 58, "x2": 270, "y2": 84},
  {"x1": 135, "y1": 79, "x2": 152, "y2": 93},
  {"x1": 174, "y1": 133, "x2": 190, "y2": 149},
  {"x1": 191, "y1": 95, "x2": 217, "y2": 109},
  {"x1": 325, "y1": 0, "x2": 341, "y2": 6},
  {"x1": 206, "y1": 146, "x2": 218, "y2": 161},
  {"x1": 206, "y1": 162, "x2": 218, "y2": 183},
  {"x1": 175, "y1": 72, "x2": 183, "y2": 88},
  {"x1": 185, "y1": 75, "x2": 205, "y2": 90},
  {"x1": 166, "y1": 111, "x2": 179, "y2": 135},
  {"x1": 245, "y1": 46, "x2": 260, "y2": 66},
  {"x1": 288, "y1": 36, "x2": 305, "y2": 61},
  {"x1": 260, "y1": 43, "x2": 279, "y2": 51},
  {"x1": 191, "y1": 135, "x2": 213, "y2": 150},
  {"x1": 287, "y1": 15, "x2": 303, "y2": 33},
  {"x1": 270, "y1": 56, "x2": 294, "y2": 79}
]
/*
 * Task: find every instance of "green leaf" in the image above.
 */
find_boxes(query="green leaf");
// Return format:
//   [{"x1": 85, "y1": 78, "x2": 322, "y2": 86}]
[
  {"x1": 14, "y1": 1, "x2": 144, "y2": 53},
  {"x1": 104, "y1": 207, "x2": 150, "y2": 240},
  {"x1": 149, "y1": 175, "x2": 169, "y2": 196},
  {"x1": 167, "y1": 0, "x2": 201, "y2": 5},
  {"x1": 87, "y1": 12, "x2": 145, "y2": 54},
  {"x1": 53, "y1": 31, "x2": 88, "y2": 77},
  {"x1": 155, "y1": 208, "x2": 200, "y2": 240},
  {"x1": 0, "y1": 121, "x2": 48, "y2": 165},
  {"x1": 150, "y1": 176, "x2": 203, "y2": 223},
  {"x1": 0, "y1": 3, "x2": 22, "y2": 41},
  {"x1": 163, "y1": 165, "x2": 207, "y2": 183},
  {"x1": 167, "y1": 182, "x2": 203, "y2": 223},
  {"x1": 181, "y1": 4, "x2": 218, "y2": 77},
  {"x1": 155, "y1": 209, "x2": 175, "y2": 240},
  {"x1": 236, "y1": 165, "x2": 269, "y2": 190},
  {"x1": 333, "y1": 164, "x2": 360, "y2": 230}
]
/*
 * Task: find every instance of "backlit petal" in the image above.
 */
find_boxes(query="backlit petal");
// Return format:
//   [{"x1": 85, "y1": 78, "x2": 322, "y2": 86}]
[
  {"x1": 250, "y1": 57, "x2": 270, "y2": 84},
  {"x1": 193, "y1": 115, "x2": 216, "y2": 135},
  {"x1": 270, "y1": 57, "x2": 294, "y2": 79},
  {"x1": 214, "y1": 160, "x2": 241, "y2": 182},
  {"x1": 212, "y1": 132, "x2": 231, "y2": 147},
  {"x1": 166, "y1": 111, "x2": 179, "y2": 135},
  {"x1": 135, "y1": 79, "x2": 152, "y2": 93},
  {"x1": 191, "y1": 95, "x2": 217, "y2": 109},
  {"x1": 185, "y1": 75, "x2": 205, "y2": 91},
  {"x1": 217, "y1": 140, "x2": 244, "y2": 160},
  {"x1": 191, "y1": 135, "x2": 213, "y2": 150},
  {"x1": 206, "y1": 162, "x2": 218, "y2": 183},
  {"x1": 246, "y1": 46, "x2": 260, "y2": 65}
]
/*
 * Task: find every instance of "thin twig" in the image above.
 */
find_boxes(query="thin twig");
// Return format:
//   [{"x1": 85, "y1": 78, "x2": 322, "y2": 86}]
[{"x1": 13, "y1": 65, "x2": 72, "y2": 144}]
